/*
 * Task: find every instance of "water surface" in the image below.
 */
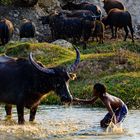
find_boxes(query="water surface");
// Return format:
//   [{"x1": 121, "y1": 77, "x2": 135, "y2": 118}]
[{"x1": 0, "y1": 105, "x2": 139, "y2": 140}]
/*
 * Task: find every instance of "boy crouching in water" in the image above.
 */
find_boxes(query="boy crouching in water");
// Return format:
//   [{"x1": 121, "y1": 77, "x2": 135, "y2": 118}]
[{"x1": 73, "y1": 83, "x2": 128, "y2": 128}]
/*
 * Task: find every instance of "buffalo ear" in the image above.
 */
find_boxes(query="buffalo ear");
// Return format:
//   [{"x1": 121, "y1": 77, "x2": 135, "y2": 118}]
[{"x1": 69, "y1": 73, "x2": 77, "y2": 80}]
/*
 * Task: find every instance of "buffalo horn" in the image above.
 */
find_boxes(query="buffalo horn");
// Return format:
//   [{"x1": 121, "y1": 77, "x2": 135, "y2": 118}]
[
  {"x1": 29, "y1": 52, "x2": 55, "y2": 74},
  {"x1": 67, "y1": 47, "x2": 80, "y2": 72}
]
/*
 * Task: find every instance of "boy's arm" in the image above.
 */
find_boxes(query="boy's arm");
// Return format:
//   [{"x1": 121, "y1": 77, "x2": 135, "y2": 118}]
[{"x1": 73, "y1": 96, "x2": 98, "y2": 104}]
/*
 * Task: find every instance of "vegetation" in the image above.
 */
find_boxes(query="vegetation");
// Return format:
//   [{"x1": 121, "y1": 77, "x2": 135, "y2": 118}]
[
  {"x1": 0, "y1": 0, "x2": 13, "y2": 5},
  {"x1": 1, "y1": 40, "x2": 140, "y2": 109}
]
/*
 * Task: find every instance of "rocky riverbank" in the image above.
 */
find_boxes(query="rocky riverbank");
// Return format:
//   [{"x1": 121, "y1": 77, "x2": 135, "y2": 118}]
[{"x1": 0, "y1": 0, "x2": 140, "y2": 43}]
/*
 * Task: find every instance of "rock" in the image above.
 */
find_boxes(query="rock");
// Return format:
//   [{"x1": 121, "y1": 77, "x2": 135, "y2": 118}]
[
  {"x1": 38, "y1": 0, "x2": 60, "y2": 12},
  {"x1": 0, "y1": 5, "x2": 50, "y2": 42},
  {"x1": 20, "y1": 38, "x2": 38, "y2": 43},
  {"x1": 52, "y1": 39, "x2": 73, "y2": 48},
  {"x1": 13, "y1": 14, "x2": 18, "y2": 17}
]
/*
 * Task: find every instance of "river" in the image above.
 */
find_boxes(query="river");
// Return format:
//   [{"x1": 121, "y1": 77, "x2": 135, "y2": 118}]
[{"x1": 0, "y1": 105, "x2": 139, "y2": 140}]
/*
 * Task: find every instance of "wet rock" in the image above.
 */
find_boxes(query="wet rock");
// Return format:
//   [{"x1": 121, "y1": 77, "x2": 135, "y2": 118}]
[{"x1": 52, "y1": 39, "x2": 73, "y2": 48}]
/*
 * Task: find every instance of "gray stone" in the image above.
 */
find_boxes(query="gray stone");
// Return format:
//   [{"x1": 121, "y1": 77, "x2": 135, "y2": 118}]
[
  {"x1": 20, "y1": 38, "x2": 38, "y2": 43},
  {"x1": 52, "y1": 39, "x2": 73, "y2": 48}
]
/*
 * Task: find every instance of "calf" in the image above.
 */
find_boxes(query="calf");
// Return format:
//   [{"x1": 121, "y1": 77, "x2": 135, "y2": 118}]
[
  {"x1": 92, "y1": 20, "x2": 105, "y2": 44},
  {"x1": 40, "y1": 12, "x2": 95, "y2": 49},
  {"x1": 0, "y1": 19, "x2": 14, "y2": 46},
  {"x1": 102, "y1": 8, "x2": 134, "y2": 42},
  {"x1": 20, "y1": 19, "x2": 36, "y2": 38}
]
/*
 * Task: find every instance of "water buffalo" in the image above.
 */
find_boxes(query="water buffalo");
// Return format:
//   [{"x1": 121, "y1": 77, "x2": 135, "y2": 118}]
[
  {"x1": 102, "y1": 0, "x2": 125, "y2": 14},
  {"x1": 102, "y1": 8, "x2": 134, "y2": 42},
  {"x1": 20, "y1": 19, "x2": 36, "y2": 38},
  {"x1": 0, "y1": 47, "x2": 80, "y2": 124},
  {"x1": 62, "y1": 2, "x2": 102, "y2": 20},
  {"x1": 0, "y1": 19, "x2": 14, "y2": 46},
  {"x1": 92, "y1": 20, "x2": 105, "y2": 44},
  {"x1": 40, "y1": 12, "x2": 95, "y2": 49}
]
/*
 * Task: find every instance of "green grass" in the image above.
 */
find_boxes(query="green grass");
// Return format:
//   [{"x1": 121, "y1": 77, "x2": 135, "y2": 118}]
[{"x1": 1, "y1": 40, "x2": 140, "y2": 108}]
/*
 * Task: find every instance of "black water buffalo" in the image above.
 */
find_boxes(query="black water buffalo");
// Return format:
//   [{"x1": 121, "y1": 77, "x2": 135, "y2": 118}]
[
  {"x1": 102, "y1": 0, "x2": 125, "y2": 14},
  {"x1": 0, "y1": 19, "x2": 14, "y2": 46},
  {"x1": 0, "y1": 47, "x2": 80, "y2": 124},
  {"x1": 40, "y1": 12, "x2": 95, "y2": 49},
  {"x1": 62, "y1": 2, "x2": 102, "y2": 20},
  {"x1": 102, "y1": 8, "x2": 134, "y2": 42},
  {"x1": 20, "y1": 19, "x2": 36, "y2": 38}
]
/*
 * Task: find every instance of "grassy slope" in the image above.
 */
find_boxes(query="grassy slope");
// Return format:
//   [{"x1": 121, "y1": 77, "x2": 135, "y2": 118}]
[{"x1": 1, "y1": 40, "x2": 140, "y2": 108}]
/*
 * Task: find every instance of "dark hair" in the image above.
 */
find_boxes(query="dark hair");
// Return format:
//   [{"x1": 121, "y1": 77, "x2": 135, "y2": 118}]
[{"x1": 94, "y1": 83, "x2": 106, "y2": 95}]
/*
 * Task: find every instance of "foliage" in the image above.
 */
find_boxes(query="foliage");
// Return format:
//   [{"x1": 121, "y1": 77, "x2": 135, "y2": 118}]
[{"x1": 0, "y1": 0, "x2": 13, "y2": 5}]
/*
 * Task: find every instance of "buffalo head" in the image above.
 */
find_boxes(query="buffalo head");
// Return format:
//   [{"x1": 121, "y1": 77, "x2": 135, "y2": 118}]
[{"x1": 29, "y1": 47, "x2": 80, "y2": 103}]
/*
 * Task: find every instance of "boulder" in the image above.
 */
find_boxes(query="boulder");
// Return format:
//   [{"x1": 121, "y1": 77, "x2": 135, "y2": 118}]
[
  {"x1": 52, "y1": 39, "x2": 73, "y2": 48},
  {"x1": 20, "y1": 38, "x2": 38, "y2": 43},
  {"x1": 38, "y1": 0, "x2": 60, "y2": 12}
]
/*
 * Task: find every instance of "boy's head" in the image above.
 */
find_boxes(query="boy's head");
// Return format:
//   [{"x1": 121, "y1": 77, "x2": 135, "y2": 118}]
[{"x1": 93, "y1": 83, "x2": 106, "y2": 96}]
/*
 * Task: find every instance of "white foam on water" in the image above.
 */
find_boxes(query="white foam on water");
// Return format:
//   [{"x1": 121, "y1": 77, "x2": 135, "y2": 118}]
[{"x1": 106, "y1": 122, "x2": 124, "y2": 134}]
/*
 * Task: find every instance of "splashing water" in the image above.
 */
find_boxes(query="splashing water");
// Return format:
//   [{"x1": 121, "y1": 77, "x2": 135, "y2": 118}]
[{"x1": 106, "y1": 122, "x2": 124, "y2": 134}]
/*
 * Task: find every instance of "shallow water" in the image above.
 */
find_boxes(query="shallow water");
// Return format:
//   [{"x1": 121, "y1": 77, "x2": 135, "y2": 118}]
[{"x1": 0, "y1": 105, "x2": 139, "y2": 140}]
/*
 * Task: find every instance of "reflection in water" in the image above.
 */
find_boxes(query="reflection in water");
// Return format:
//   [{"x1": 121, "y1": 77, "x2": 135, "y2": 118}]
[{"x1": 0, "y1": 105, "x2": 139, "y2": 140}]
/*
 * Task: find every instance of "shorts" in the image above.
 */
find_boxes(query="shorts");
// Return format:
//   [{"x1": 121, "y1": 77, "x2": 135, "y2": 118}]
[{"x1": 101, "y1": 104, "x2": 128, "y2": 127}]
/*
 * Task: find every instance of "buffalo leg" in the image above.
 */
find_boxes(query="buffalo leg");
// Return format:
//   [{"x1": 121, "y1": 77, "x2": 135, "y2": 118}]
[
  {"x1": 124, "y1": 26, "x2": 129, "y2": 41},
  {"x1": 16, "y1": 105, "x2": 25, "y2": 124},
  {"x1": 110, "y1": 26, "x2": 115, "y2": 39},
  {"x1": 99, "y1": 36, "x2": 104, "y2": 44},
  {"x1": 1, "y1": 38, "x2": 5, "y2": 46},
  {"x1": 96, "y1": 36, "x2": 99, "y2": 42},
  {"x1": 29, "y1": 106, "x2": 38, "y2": 122},
  {"x1": 128, "y1": 25, "x2": 134, "y2": 42},
  {"x1": 82, "y1": 42, "x2": 87, "y2": 50},
  {"x1": 115, "y1": 27, "x2": 118, "y2": 38},
  {"x1": 5, "y1": 104, "x2": 12, "y2": 117},
  {"x1": 5, "y1": 37, "x2": 9, "y2": 44}
]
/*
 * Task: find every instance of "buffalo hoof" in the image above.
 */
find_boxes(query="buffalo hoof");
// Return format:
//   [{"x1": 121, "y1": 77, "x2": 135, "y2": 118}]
[
  {"x1": 29, "y1": 118, "x2": 35, "y2": 122},
  {"x1": 18, "y1": 119, "x2": 25, "y2": 125}
]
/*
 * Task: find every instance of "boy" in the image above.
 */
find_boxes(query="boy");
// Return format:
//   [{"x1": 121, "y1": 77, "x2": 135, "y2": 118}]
[{"x1": 73, "y1": 83, "x2": 128, "y2": 128}]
